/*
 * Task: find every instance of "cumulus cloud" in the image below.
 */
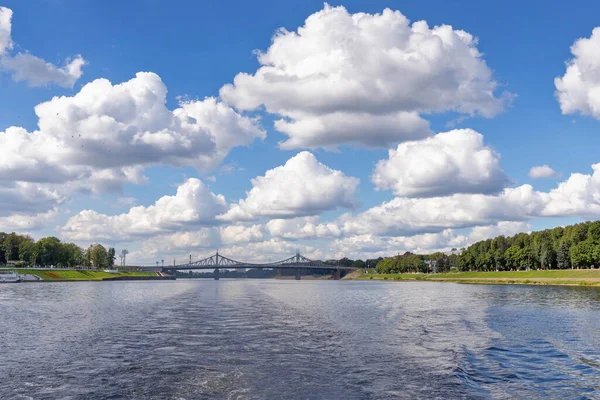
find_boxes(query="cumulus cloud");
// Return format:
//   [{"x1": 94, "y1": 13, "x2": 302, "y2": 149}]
[
  {"x1": 0, "y1": 6, "x2": 12, "y2": 55},
  {"x1": 328, "y1": 230, "x2": 468, "y2": 259},
  {"x1": 372, "y1": 129, "x2": 509, "y2": 197},
  {"x1": 529, "y1": 165, "x2": 559, "y2": 179},
  {"x1": 0, "y1": 72, "x2": 265, "y2": 193},
  {"x1": 0, "y1": 6, "x2": 86, "y2": 87},
  {"x1": 540, "y1": 163, "x2": 600, "y2": 217},
  {"x1": 343, "y1": 163, "x2": 600, "y2": 237},
  {"x1": 328, "y1": 222, "x2": 531, "y2": 259},
  {"x1": 221, "y1": 152, "x2": 359, "y2": 221},
  {"x1": 555, "y1": 27, "x2": 600, "y2": 118},
  {"x1": 266, "y1": 217, "x2": 342, "y2": 240},
  {"x1": 2, "y1": 53, "x2": 86, "y2": 88},
  {"x1": 221, "y1": 4, "x2": 506, "y2": 149},
  {"x1": 0, "y1": 209, "x2": 59, "y2": 232},
  {"x1": 341, "y1": 185, "x2": 546, "y2": 237},
  {"x1": 60, "y1": 178, "x2": 227, "y2": 241},
  {"x1": 468, "y1": 221, "x2": 531, "y2": 243},
  {"x1": 220, "y1": 224, "x2": 265, "y2": 245},
  {"x1": 0, "y1": 182, "x2": 65, "y2": 217}
]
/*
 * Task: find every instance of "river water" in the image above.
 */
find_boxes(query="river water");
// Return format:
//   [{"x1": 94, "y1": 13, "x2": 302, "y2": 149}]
[{"x1": 2, "y1": 280, "x2": 600, "y2": 399}]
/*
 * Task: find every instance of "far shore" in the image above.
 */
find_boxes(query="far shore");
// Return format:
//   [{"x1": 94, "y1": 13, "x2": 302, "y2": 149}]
[{"x1": 349, "y1": 269, "x2": 600, "y2": 287}]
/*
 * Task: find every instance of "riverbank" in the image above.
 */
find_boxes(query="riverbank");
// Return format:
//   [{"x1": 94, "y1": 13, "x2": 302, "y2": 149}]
[
  {"x1": 14, "y1": 269, "x2": 158, "y2": 281},
  {"x1": 352, "y1": 269, "x2": 600, "y2": 286}
]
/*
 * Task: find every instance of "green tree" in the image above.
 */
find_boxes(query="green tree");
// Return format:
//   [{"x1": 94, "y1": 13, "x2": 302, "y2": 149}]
[
  {"x1": 588, "y1": 221, "x2": 600, "y2": 244},
  {"x1": 90, "y1": 244, "x2": 108, "y2": 268},
  {"x1": 62, "y1": 243, "x2": 84, "y2": 268},
  {"x1": 570, "y1": 241, "x2": 594, "y2": 269},
  {"x1": 3, "y1": 232, "x2": 21, "y2": 262},
  {"x1": 18, "y1": 237, "x2": 35, "y2": 265},
  {"x1": 505, "y1": 245, "x2": 522, "y2": 270},
  {"x1": 557, "y1": 242, "x2": 571, "y2": 269},
  {"x1": 352, "y1": 259, "x2": 365, "y2": 269},
  {"x1": 33, "y1": 237, "x2": 62, "y2": 267},
  {"x1": 107, "y1": 247, "x2": 116, "y2": 268}
]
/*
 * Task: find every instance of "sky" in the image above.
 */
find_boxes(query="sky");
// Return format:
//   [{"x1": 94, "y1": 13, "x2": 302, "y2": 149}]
[{"x1": 2, "y1": 0, "x2": 600, "y2": 264}]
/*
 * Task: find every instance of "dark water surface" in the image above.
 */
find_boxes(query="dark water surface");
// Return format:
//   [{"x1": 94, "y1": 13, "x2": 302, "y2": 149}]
[{"x1": 2, "y1": 280, "x2": 600, "y2": 399}]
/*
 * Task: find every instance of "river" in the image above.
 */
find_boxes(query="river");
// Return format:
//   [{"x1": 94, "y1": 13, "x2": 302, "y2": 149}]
[{"x1": 2, "y1": 280, "x2": 600, "y2": 399}]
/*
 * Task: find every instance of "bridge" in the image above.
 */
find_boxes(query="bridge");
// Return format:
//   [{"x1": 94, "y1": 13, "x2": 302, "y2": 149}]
[{"x1": 140, "y1": 251, "x2": 356, "y2": 280}]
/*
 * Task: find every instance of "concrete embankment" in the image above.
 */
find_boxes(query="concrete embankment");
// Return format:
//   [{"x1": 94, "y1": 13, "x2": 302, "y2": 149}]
[{"x1": 102, "y1": 275, "x2": 176, "y2": 281}]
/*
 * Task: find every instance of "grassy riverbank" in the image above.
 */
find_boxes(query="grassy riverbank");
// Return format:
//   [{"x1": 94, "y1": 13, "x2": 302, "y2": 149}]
[
  {"x1": 354, "y1": 269, "x2": 600, "y2": 286},
  {"x1": 15, "y1": 269, "x2": 157, "y2": 281}
]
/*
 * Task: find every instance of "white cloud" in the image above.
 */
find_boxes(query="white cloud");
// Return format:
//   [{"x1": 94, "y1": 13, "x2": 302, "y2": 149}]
[
  {"x1": 0, "y1": 72, "x2": 265, "y2": 193},
  {"x1": 372, "y1": 129, "x2": 508, "y2": 197},
  {"x1": 328, "y1": 230, "x2": 468, "y2": 259},
  {"x1": 0, "y1": 6, "x2": 12, "y2": 55},
  {"x1": 266, "y1": 217, "x2": 342, "y2": 240},
  {"x1": 540, "y1": 163, "x2": 600, "y2": 217},
  {"x1": 340, "y1": 185, "x2": 547, "y2": 237},
  {"x1": 0, "y1": 182, "x2": 65, "y2": 217},
  {"x1": 0, "y1": 6, "x2": 86, "y2": 87},
  {"x1": 0, "y1": 209, "x2": 59, "y2": 232},
  {"x1": 2, "y1": 53, "x2": 86, "y2": 88},
  {"x1": 115, "y1": 197, "x2": 137, "y2": 207},
  {"x1": 60, "y1": 178, "x2": 227, "y2": 241},
  {"x1": 342, "y1": 163, "x2": 600, "y2": 237},
  {"x1": 273, "y1": 111, "x2": 432, "y2": 149},
  {"x1": 221, "y1": 4, "x2": 506, "y2": 149},
  {"x1": 221, "y1": 151, "x2": 359, "y2": 221},
  {"x1": 555, "y1": 27, "x2": 600, "y2": 118},
  {"x1": 127, "y1": 228, "x2": 221, "y2": 263},
  {"x1": 220, "y1": 224, "x2": 265, "y2": 245},
  {"x1": 468, "y1": 221, "x2": 531, "y2": 243},
  {"x1": 529, "y1": 165, "x2": 559, "y2": 179}
]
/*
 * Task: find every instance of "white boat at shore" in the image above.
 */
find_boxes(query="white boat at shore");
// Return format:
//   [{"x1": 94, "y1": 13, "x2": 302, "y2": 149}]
[{"x1": 0, "y1": 271, "x2": 22, "y2": 283}]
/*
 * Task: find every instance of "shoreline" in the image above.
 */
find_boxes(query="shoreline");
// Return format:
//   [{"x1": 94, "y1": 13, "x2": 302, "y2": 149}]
[
  {"x1": 11, "y1": 269, "x2": 161, "y2": 282},
  {"x1": 350, "y1": 270, "x2": 600, "y2": 287}
]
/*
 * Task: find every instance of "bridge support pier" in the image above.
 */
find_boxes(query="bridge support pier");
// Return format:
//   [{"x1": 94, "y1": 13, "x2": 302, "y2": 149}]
[
  {"x1": 295, "y1": 269, "x2": 301, "y2": 280},
  {"x1": 333, "y1": 270, "x2": 341, "y2": 280},
  {"x1": 214, "y1": 268, "x2": 220, "y2": 280}
]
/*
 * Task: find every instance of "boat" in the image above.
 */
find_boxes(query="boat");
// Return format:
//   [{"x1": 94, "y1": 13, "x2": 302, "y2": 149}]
[{"x1": 0, "y1": 271, "x2": 22, "y2": 283}]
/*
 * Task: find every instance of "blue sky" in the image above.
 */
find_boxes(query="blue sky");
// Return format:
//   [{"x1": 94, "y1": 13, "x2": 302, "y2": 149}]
[{"x1": 2, "y1": 0, "x2": 600, "y2": 263}]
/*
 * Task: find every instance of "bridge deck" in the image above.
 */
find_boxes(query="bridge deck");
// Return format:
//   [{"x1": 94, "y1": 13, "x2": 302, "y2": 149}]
[{"x1": 137, "y1": 252, "x2": 357, "y2": 272}]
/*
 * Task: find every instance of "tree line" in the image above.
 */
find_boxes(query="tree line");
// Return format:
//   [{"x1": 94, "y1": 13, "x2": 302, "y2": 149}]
[
  {"x1": 375, "y1": 220, "x2": 600, "y2": 274},
  {"x1": 0, "y1": 232, "x2": 117, "y2": 268}
]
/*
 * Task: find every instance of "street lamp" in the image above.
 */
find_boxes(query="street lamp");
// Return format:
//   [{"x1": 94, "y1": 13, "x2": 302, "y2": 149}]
[{"x1": 161, "y1": 259, "x2": 164, "y2": 267}]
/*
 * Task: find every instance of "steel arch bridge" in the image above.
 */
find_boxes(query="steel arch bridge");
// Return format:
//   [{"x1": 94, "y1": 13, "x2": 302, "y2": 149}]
[{"x1": 141, "y1": 251, "x2": 356, "y2": 280}]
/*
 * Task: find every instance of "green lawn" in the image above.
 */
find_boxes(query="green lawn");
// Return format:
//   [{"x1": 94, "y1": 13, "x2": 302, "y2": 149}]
[
  {"x1": 15, "y1": 269, "x2": 157, "y2": 281},
  {"x1": 358, "y1": 269, "x2": 600, "y2": 285}
]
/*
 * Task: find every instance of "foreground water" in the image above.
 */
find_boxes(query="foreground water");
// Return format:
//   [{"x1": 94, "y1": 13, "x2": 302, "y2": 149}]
[{"x1": 2, "y1": 280, "x2": 600, "y2": 399}]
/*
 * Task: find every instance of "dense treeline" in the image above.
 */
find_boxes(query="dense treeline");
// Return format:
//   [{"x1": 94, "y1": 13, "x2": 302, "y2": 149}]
[
  {"x1": 0, "y1": 232, "x2": 116, "y2": 268},
  {"x1": 375, "y1": 220, "x2": 600, "y2": 274}
]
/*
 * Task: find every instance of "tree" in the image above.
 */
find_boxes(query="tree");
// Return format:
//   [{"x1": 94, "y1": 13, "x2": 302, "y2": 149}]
[
  {"x1": 33, "y1": 237, "x2": 62, "y2": 267},
  {"x1": 505, "y1": 245, "x2": 522, "y2": 270},
  {"x1": 588, "y1": 221, "x2": 600, "y2": 244},
  {"x1": 89, "y1": 244, "x2": 109, "y2": 268},
  {"x1": 557, "y1": 242, "x2": 571, "y2": 269},
  {"x1": 352, "y1": 259, "x2": 365, "y2": 269},
  {"x1": 571, "y1": 241, "x2": 594, "y2": 269},
  {"x1": 18, "y1": 238, "x2": 35, "y2": 265},
  {"x1": 0, "y1": 232, "x2": 6, "y2": 265},
  {"x1": 339, "y1": 257, "x2": 354, "y2": 267},
  {"x1": 108, "y1": 247, "x2": 116, "y2": 268},
  {"x1": 62, "y1": 243, "x2": 84, "y2": 268}
]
